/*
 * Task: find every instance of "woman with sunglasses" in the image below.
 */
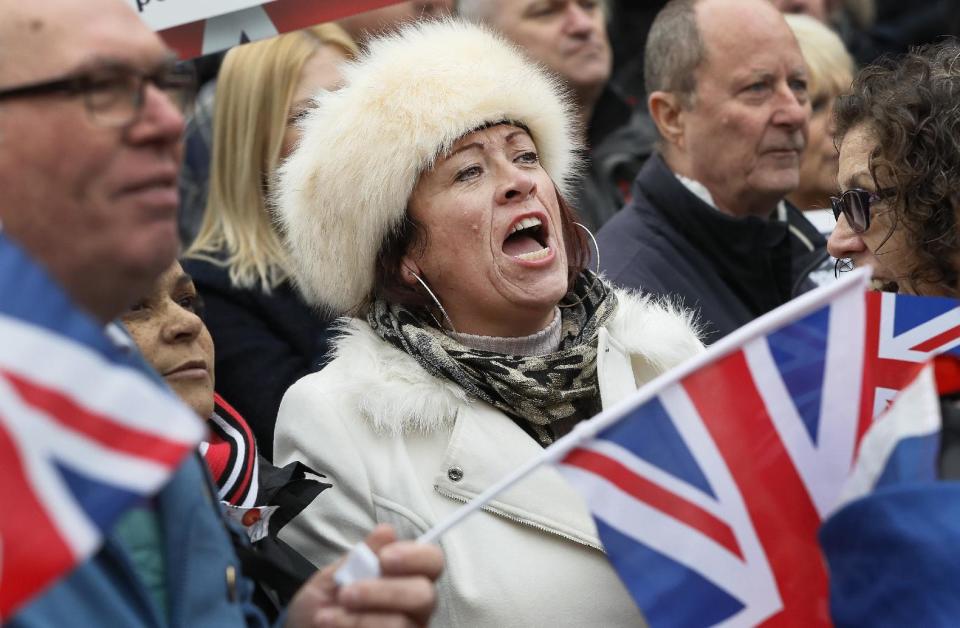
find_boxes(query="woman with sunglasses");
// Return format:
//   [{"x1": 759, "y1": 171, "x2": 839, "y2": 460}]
[
  {"x1": 821, "y1": 40, "x2": 960, "y2": 625},
  {"x1": 826, "y1": 41, "x2": 960, "y2": 296}
]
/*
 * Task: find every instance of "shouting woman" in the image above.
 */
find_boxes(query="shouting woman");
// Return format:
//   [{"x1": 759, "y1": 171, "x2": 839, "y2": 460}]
[{"x1": 273, "y1": 20, "x2": 703, "y2": 626}]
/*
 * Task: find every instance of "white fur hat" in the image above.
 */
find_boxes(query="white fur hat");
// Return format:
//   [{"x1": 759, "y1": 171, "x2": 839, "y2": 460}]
[{"x1": 274, "y1": 18, "x2": 580, "y2": 314}]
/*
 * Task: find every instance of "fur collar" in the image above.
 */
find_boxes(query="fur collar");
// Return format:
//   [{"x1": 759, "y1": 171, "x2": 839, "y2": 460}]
[{"x1": 321, "y1": 288, "x2": 702, "y2": 435}]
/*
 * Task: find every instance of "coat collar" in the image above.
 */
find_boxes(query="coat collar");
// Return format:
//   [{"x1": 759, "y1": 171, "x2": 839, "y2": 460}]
[
  {"x1": 633, "y1": 154, "x2": 799, "y2": 317},
  {"x1": 323, "y1": 288, "x2": 701, "y2": 550},
  {"x1": 325, "y1": 287, "x2": 702, "y2": 435}
]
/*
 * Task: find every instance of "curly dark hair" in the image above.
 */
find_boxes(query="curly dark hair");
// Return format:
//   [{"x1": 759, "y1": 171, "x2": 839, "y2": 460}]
[{"x1": 833, "y1": 39, "x2": 960, "y2": 295}]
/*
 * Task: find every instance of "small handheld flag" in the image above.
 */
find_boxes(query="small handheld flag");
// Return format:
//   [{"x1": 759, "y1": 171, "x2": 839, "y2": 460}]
[{"x1": 0, "y1": 235, "x2": 205, "y2": 619}]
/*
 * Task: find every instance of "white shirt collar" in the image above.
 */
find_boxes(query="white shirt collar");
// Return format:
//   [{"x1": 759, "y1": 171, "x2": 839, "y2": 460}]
[{"x1": 675, "y1": 174, "x2": 787, "y2": 221}]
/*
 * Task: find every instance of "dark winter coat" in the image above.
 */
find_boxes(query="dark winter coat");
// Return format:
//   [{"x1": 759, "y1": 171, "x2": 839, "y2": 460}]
[
  {"x1": 597, "y1": 154, "x2": 827, "y2": 344},
  {"x1": 182, "y1": 257, "x2": 335, "y2": 458}
]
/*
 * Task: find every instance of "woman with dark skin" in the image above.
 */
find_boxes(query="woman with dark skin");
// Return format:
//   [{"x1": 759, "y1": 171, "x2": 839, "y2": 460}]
[{"x1": 121, "y1": 261, "x2": 443, "y2": 626}]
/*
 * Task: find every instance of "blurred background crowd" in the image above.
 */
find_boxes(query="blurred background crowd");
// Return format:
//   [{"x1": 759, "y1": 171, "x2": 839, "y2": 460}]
[
  {"x1": 174, "y1": 0, "x2": 960, "y2": 442},
  {"x1": 5, "y1": 0, "x2": 960, "y2": 625}
]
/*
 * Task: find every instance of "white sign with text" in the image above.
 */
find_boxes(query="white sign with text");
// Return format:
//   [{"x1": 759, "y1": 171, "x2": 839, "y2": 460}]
[{"x1": 125, "y1": 0, "x2": 278, "y2": 32}]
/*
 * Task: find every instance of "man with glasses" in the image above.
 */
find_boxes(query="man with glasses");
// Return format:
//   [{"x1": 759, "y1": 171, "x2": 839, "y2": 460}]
[
  {"x1": 0, "y1": 0, "x2": 440, "y2": 626},
  {"x1": 596, "y1": 0, "x2": 828, "y2": 344}
]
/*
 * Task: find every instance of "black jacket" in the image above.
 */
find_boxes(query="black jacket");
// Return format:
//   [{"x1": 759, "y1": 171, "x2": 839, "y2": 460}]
[
  {"x1": 183, "y1": 256, "x2": 336, "y2": 458},
  {"x1": 597, "y1": 154, "x2": 827, "y2": 344},
  {"x1": 573, "y1": 86, "x2": 638, "y2": 232}
]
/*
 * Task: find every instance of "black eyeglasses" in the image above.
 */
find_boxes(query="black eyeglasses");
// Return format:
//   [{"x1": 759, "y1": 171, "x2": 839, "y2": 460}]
[
  {"x1": 0, "y1": 62, "x2": 196, "y2": 128},
  {"x1": 830, "y1": 188, "x2": 892, "y2": 234}
]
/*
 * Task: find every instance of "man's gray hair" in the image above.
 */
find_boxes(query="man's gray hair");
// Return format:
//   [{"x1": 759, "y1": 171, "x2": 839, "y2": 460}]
[{"x1": 643, "y1": 0, "x2": 705, "y2": 104}]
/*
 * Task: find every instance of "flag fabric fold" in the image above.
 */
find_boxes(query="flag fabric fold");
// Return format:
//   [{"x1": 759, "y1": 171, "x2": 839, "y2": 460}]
[
  {"x1": 410, "y1": 268, "x2": 960, "y2": 624},
  {"x1": 0, "y1": 233, "x2": 206, "y2": 619},
  {"x1": 818, "y1": 363, "x2": 960, "y2": 627},
  {"x1": 557, "y1": 271, "x2": 960, "y2": 626}
]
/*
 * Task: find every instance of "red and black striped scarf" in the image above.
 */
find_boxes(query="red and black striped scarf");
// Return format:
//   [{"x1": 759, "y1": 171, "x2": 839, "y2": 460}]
[{"x1": 200, "y1": 393, "x2": 260, "y2": 507}]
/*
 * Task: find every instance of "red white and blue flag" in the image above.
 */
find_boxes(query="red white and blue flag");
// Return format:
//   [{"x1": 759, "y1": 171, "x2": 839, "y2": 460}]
[
  {"x1": 557, "y1": 270, "x2": 959, "y2": 626},
  {"x1": 0, "y1": 234, "x2": 205, "y2": 619},
  {"x1": 861, "y1": 290, "x2": 960, "y2": 424},
  {"x1": 819, "y1": 362, "x2": 960, "y2": 625}
]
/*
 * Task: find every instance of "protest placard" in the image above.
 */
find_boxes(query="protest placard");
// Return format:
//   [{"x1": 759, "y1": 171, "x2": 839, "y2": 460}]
[{"x1": 130, "y1": 0, "x2": 402, "y2": 58}]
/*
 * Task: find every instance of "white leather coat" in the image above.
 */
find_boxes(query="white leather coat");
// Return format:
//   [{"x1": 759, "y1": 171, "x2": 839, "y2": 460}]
[{"x1": 274, "y1": 289, "x2": 703, "y2": 627}]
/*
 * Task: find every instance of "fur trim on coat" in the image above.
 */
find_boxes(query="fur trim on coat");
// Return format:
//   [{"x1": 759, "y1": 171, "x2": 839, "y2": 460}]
[
  {"x1": 275, "y1": 19, "x2": 580, "y2": 315},
  {"x1": 316, "y1": 288, "x2": 702, "y2": 435}
]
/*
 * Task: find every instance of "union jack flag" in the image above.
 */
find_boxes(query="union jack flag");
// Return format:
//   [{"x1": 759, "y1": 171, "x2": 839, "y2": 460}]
[
  {"x1": 860, "y1": 290, "x2": 960, "y2": 430},
  {"x1": 558, "y1": 271, "x2": 958, "y2": 626},
  {"x1": 0, "y1": 234, "x2": 205, "y2": 619}
]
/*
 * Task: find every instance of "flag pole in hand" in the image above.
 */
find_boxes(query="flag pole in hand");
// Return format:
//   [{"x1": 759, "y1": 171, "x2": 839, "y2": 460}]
[{"x1": 335, "y1": 267, "x2": 875, "y2": 588}]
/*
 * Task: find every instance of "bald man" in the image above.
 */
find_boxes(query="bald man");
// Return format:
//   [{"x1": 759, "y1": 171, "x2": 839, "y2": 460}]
[{"x1": 597, "y1": 0, "x2": 827, "y2": 344}]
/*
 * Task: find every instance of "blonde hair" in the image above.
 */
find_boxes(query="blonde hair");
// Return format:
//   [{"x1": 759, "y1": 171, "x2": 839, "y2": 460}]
[
  {"x1": 186, "y1": 24, "x2": 358, "y2": 292},
  {"x1": 785, "y1": 14, "x2": 854, "y2": 103}
]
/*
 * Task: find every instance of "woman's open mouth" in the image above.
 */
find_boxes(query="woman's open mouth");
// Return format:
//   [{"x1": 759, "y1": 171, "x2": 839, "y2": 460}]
[{"x1": 502, "y1": 215, "x2": 551, "y2": 262}]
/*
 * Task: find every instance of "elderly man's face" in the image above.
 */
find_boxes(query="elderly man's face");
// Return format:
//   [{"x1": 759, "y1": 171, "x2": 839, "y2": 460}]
[
  {"x1": 0, "y1": 0, "x2": 185, "y2": 323},
  {"x1": 678, "y1": 0, "x2": 809, "y2": 216},
  {"x1": 487, "y1": 0, "x2": 611, "y2": 104}
]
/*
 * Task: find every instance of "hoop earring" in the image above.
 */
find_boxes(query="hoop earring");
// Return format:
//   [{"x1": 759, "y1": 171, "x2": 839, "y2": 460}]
[
  {"x1": 408, "y1": 269, "x2": 457, "y2": 334},
  {"x1": 558, "y1": 222, "x2": 602, "y2": 309},
  {"x1": 574, "y1": 222, "x2": 601, "y2": 277}
]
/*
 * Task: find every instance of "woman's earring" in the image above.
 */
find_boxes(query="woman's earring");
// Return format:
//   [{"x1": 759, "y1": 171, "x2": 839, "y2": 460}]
[
  {"x1": 574, "y1": 222, "x2": 601, "y2": 277},
  {"x1": 559, "y1": 222, "x2": 603, "y2": 309},
  {"x1": 408, "y1": 269, "x2": 457, "y2": 334}
]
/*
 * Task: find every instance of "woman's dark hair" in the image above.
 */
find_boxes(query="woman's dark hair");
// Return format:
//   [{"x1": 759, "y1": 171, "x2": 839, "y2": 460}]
[
  {"x1": 371, "y1": 185, "x2": 591, "y2": 312},
  {"x1": 833, "y1": 39, "x2": 960, "y2": 295}
]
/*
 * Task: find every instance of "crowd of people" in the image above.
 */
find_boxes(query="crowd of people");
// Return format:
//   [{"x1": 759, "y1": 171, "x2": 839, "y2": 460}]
[{"x1": 3, "y1": 0, "x2": 960, "y2": 625}]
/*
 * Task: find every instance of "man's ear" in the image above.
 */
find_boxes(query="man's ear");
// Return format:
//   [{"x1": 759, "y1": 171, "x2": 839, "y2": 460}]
[{"x1": 648, "y1": 90, "x2": 687, "y2": 150}]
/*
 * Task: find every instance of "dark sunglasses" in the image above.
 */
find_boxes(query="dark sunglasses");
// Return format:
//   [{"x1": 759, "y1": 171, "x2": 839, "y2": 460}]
[{"x1": 830, "y1": 188, "x2": 892, "y2": 234}]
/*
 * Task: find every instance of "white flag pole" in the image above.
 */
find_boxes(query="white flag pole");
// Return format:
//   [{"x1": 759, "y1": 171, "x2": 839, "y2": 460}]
[{"x1": 335, "y1": 267, "x2": 873, "y2": 583}]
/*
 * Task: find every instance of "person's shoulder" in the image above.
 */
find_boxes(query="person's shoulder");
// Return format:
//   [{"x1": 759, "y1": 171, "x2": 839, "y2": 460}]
[
  {"x1": 598, "y1": 190, "x2": 667, "y2": 239},
  {"x1": 597, "y1": 198, "x2": 682, "y2": 290},
  {"x1": 596, "y1": 157, "x2": 681, "y2": 247},
  {"x1": 182, "y1": 258, "x2": 307, "y2": 317},
  {"x1": 605, "y1": 286, "x2": 705, "y2": 364},
  {"x1": 181, "y1": 254, "x2": 232, "y2": 287},
  {"x1": 279, "y1": 318, "x2": 466, "y2": 436}
]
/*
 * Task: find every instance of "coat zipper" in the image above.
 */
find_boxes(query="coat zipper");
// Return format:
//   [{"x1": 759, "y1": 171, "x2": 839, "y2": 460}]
[{"x1": 433, "y1": 485, "x2": 605, "y2": 553}]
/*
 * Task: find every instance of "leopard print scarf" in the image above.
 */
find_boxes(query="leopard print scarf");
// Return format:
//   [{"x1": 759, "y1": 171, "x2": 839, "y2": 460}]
[{"x1": 367, "y1": 271, "x2": 617, "y2": 445}]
